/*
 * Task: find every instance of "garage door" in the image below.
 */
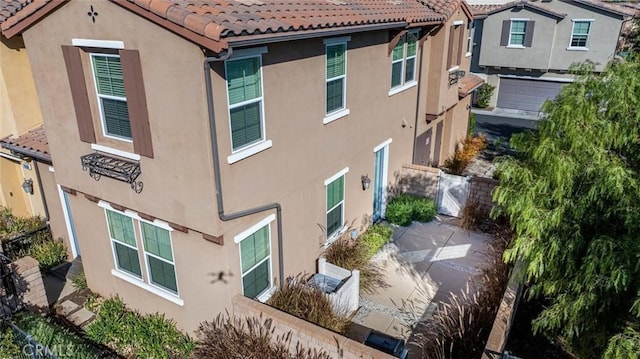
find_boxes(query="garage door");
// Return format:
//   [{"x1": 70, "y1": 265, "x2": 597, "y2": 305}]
[{"x1": 497, "y1": 78, "x2": 565, "y2": 112}]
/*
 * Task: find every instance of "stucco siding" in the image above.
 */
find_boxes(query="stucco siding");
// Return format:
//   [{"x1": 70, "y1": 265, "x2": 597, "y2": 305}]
[{"x1": 478, "y1": 8, "x2": 556, "y2": 70}]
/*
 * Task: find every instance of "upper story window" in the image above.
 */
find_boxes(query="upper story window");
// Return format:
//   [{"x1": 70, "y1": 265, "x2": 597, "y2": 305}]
[
  {"x1": 570, "y1": 20, "x2": 592, "y2": 49},
  {"x1": 466, "y1": 22, "x2": 474, "y2": 56},
  {"x1": 509, "y1": 20, "x2": 527, "y2": 46},
  {"x1": 62, "y1": 40, "x2": 154, "y2": 158},
  {"x1": 448, "y1": 22, "x2": 465, "y2": 69},
  {"x1": 323, "y1": 37, "x2": 351, "y2": 124},
  {"x1": 224, "y1": 47, "x2": 272, "y2": 164},
  {"x1": 501, "y1": 19, "x2": 535, "y2": 48},
  {"x1": 90, "y1": 54, "x2": 132, "y2": 140},
  {"x1": 226, "y1": 56, "x2": 264, "y2": 152},
  {"x1": 390, "y1": 32, "x2": 418, "y2": 92}
]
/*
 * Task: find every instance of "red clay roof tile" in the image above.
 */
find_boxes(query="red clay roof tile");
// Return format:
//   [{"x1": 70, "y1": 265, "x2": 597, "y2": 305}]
[{"x1": 0, "y1": 125, "x2": 51, "y2": 163}]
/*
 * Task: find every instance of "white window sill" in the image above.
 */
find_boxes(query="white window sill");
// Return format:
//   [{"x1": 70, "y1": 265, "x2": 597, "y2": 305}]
[
  {"x1": 323, "y1": 109, "x2": 350, "y2": 125},
  {"x1": 506, "y1": 45, "x2": 525, "y2": 49},
  {"x1": 111, "y1": 269, "x2": 184, "y2": 306},
  {"x1": 256, "y1": 286, "x2": 276, "y2": 303},
  {"x1": 566, "y1": 47, "x2": 588, "y2": 51},
  {"x1": 91, "y1": 144, "x2": 140, "y2": 161},
  {"x1": 227, "y1": 140, "x2": 273, "y2": 164},
  {"x1": 465, "y1": 52, "x2": 472, "y2": 58},
  {"x1": 388, "y1": 81, "x2": 417, "y2": 97}
]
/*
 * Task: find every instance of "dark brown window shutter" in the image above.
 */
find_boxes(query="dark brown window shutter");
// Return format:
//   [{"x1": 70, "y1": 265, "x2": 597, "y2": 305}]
[
  {"x1": 500, "y1": 20, "x2": 510, "y2": 46},
  {"x1": 447, "y1": 25, "x2": 455, "y2": 69},
  {"x1": 61, "y1": 45, "x2": 95, "y2": 143},
  {"x1": 457, "y1": 25, "x2": 465, "y2": 64},
  {"x1": 120, "y1": 49, "x2": 154, "y2": 158},
  {"x1": 524, "y1": 21, "x2": 535, "y2": 47}
]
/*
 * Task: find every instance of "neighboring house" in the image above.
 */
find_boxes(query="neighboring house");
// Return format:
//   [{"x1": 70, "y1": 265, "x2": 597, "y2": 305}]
[
  {"x1": 0, "y1": 20, "x2": 72, "y2": 257},
  {"x1": 469, "y1": 0, "x2": 636, "y2": 114},
  {"x1": 0, "y1": 0, "x2": 476, "y2": 333}
]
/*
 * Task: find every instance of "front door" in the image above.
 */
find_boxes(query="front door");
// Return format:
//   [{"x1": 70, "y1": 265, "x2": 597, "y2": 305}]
[{"x1": 373, "y1": 142, "x2": 390, "y2": 222}]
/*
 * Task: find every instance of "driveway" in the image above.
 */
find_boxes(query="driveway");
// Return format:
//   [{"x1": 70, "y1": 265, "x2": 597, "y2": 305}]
[
  {"x1": 473, "y1": 108, "x2": 538, "y2": 153},
  {"x1": 349, "y1": 217, "x2": 492, "y2": 344}
]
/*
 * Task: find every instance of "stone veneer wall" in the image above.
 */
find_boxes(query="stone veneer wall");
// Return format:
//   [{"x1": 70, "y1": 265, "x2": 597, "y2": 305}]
[
  {"x1": 232, "y1": 295, "x2": 394, "y2": 359},
  {"x1": 397, "y1": 164, "x2": 440, "y2": 199},
  {"x1": 469, "y1": 176, "x2": 499, "y2": 212},
  {"x1": 10, "y1": 256, "x2": 48, "y2": 310}
]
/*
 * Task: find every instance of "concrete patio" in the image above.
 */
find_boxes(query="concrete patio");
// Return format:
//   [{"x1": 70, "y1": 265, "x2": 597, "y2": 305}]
[{"x1": 349, "y1": 216, "x2": 492, "y2": 342}]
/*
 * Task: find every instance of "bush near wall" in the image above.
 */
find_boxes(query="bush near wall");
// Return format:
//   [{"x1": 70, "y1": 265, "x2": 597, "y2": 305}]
[
  {"x1": 443, "y1": 135, "x2": 488, "y2": 175},
  {"x1": 0, "y1": 206, "x2": 44, "y2": 240},
  {"x1": 29, "y1": 238, "x2": 67, "y2": 272},
  {"x1": 84, "y1": 296, "x2": 194, "y2": 358},
  {"x1": 194, "y1": 312, "x2": 332, "y2": 359},
  {"x1": 359, "y1": 224, "x2": 394, "y2": 257},
  {"x1": 386, "y1": 194, "x2": 437, "y2": 226}
]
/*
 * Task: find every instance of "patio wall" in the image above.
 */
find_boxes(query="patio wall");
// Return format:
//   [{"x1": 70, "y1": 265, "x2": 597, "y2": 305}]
[
  {"x1": 11, "y1": 256, "x2": 48, "y2": 311},
  {"x1": 397, "y1": 164, "x2": 440, "y2": 199},
  {"x1": 469, "y1": 176, "x2": 499, "y2": 212},
  {"x1": 232, "y1": 295, "x2": 394, "y2": 359}
]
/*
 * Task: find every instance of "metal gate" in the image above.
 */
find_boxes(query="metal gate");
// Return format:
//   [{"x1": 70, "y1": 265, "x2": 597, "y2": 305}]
[
  {"x1": 437, "y1": 172, "x2": 470, "y2": 217},
  {"x1": 0, "y1": 253, "x2": 20, "y2": 318}
]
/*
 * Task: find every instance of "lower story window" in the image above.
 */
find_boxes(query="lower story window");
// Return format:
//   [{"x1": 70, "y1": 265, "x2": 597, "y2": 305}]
[
  {"x1": 240, "y1": 224, "x2": 271, "y2": 298},
  {"x1": 105, "y1": 208, "x2": 179, "y2": 295},
  {"x1": 326, "y1": 173, "x2": 345, "y2": 238}
]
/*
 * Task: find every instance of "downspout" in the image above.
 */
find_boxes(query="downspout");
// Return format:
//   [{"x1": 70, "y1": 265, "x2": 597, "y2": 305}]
[
  {"x1": 204, "y1": 50, "x2": 285, "y2": 285},
  {"x1": 32, "y1": 161, "x2": 49, "y2": 221}
]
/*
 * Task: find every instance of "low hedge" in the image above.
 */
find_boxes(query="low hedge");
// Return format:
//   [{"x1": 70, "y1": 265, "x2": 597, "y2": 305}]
[
  {"x1": 359, "y1": 224, "x2": 393, "y2": 257},
  {"x1": 386, "y1": 194, "x2": 437, "y2": 226},
  {"x1": 85, "y1": 296, "x2": 194, "y2": 358}
]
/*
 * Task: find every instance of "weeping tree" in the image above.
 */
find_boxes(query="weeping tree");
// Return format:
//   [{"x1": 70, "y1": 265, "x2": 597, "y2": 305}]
[{"x1": 493, "y1": 59, "x2": 640, "y2": 358}]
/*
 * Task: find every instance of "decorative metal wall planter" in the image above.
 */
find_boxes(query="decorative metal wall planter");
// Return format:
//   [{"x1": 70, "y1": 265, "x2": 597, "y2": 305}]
[
  {"x1": 448, "y1": 70, "x2": 466, "y2": 86},
  {"x1": 80, "y1": 152, "x2": 143, "y2": 193}
]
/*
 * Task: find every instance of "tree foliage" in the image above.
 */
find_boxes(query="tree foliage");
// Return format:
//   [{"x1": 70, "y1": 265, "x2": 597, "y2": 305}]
[{"x1": 493, "y1": 60, "x2": 640, "y2": 358}]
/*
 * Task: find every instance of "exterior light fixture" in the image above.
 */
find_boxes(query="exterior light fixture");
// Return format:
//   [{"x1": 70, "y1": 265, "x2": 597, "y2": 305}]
[
  {"x1": 361, "y1": 174, "x2": 371, "y2": 191},
  {"x1": 21, "y1": 178, "x2": 34, "y2": 195}
]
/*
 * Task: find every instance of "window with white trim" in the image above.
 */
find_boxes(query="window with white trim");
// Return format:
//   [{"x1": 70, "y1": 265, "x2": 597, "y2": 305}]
[
  {"x1": 326, "y1": 174, "x2": 345, "y2": 238},
  {"x1": 225, "y1": 55, "x2": 265, "y2": 152},
  {"x1": 509, "y1": 20, "x2": 527, "y2": 47},
  {"x1": 105, "y1": 208, "x2": 179, "y2": 295},
  {"x1": 466, "y1": 22, "x2": 474, "y2": 55},
  {"x1": 325, "y1": 42, "x2": 347, "y2": 115},
  {"x1": 106, "y1": 210, "x2": 140, "y2": 277},
  {"x1": 90, "y1": 54, "x2": 132, "y2": 140},
  {"x1": 141, "y1": 222, "x2": 177, "y2": 293},
  {"x1": 391, "y1": 32, "x2": 418, "y2": 89},
  {"x1": 570, "y1": 21, "x2": 591, "y2": 48},
  {"x1": 240, "y1": 224, "x2": 271, "y2": 299}
]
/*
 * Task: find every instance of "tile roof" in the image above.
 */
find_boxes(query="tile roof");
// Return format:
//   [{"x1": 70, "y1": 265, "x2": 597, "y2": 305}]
[
  {"x1": 458, "y1": 73, "x2": 484, "y2": 97},
  {"x1": 1, "y1": 0, "x2": 469, "y2": 52},
  {"x1": 0, "y1": 125, "x2": 51, "y2": 163},
  {"x1": 0, "y1": 0, "x2": 52, "y2": 33},
  {"x1": 470, "y1": 0, "x2": 636, "y2": 18}
]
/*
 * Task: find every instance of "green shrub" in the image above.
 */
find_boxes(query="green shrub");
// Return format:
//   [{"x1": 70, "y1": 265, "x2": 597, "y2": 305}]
[
  {"x1": 267, "y1": 274, "x2": 352, "y2": 334},
  {"x1": 11, "y1": 311, "x2": 103, "y2": 358},
  {"x1": 29, "y1": 239, "x2": 67, "y2": 272},
  {"x1": 194, "y1": 312, "x2": 332, "y2": 359},
  {"x1": 85, "y1": 296, "x2": 194, "y2": 358},
  {"x1": 386, "y1": 194, "x2": 438, "y2": 226},
  {"x1": 412, "y1": 197, "x2": 438, "y2": 222},
  {"x1": 0, "y1": 206, "x2": 45, "y2": 240},
  {"x1": 323, "y1": 235, "x2": 387, "y2": 295},
  {"x1": 475, "y1": 83, "x2": 495, "y2": 108},
  {"x1": 71, "y1": 270, "x2": 88, "y2": 290},
  {"x1": 0, "y1": 326, "x2": 20, "y2": 358},
  {"x1": 359, "y1": 224, "x2": 393, "y2": 257}
]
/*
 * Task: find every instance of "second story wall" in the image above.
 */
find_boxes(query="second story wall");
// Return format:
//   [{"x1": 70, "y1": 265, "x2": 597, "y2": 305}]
[{"x1": 21, "y1": 1, "x2": 218, "y2": 235}]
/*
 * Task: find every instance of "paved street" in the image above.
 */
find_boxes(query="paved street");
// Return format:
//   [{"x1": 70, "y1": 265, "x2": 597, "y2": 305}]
[{"x1": 473, "y1": 109, "x2": 539, "y2": 152}]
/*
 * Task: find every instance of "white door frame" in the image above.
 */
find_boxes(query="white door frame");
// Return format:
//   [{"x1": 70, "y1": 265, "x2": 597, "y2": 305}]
[
  {"x1": 57, "y1": 184, "x2": 80, "y2": 258},
  {"x1": 373, "y1": 138, "x2": 392, "y2": 220}
]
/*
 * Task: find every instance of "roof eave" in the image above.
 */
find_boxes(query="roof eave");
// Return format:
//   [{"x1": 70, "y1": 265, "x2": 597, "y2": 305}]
[
  {"x1": 1, "y1": 0, "x2": 65, "y2": 39},
  {"x1": 486, "y1": 3, "x2": 565, "y2": 20},
  {"x1": 0, "y1": 142, "x2": 52, "y2": 165}
]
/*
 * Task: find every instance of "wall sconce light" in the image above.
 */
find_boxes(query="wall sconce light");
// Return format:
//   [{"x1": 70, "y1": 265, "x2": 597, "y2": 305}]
[
  {"x1": 21, "y1": 178, "x2": 34, "y2": 195},
  {"x1": 361, "y1": 174, "x2": 371, "y2": 191}
]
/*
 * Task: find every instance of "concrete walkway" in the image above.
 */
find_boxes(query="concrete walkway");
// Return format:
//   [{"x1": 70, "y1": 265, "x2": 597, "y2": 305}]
[{"x1": 350, "y1": 217, "x2": 491, "y2": 341}]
